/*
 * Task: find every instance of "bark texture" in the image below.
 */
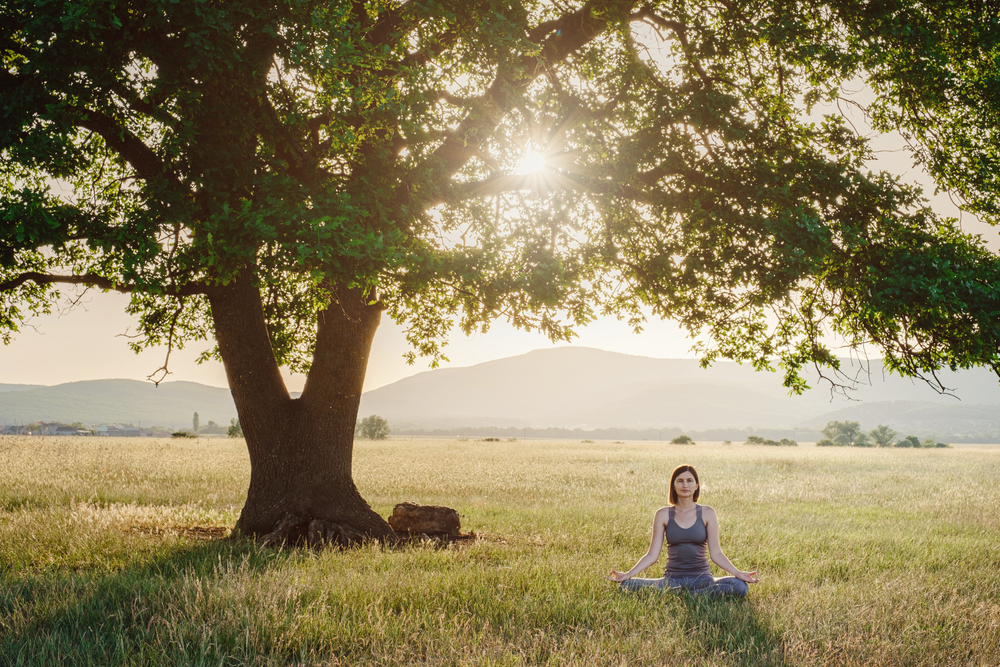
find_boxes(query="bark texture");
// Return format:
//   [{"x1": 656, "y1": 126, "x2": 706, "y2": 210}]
[{"x1": 208, "y1": 270, "x2": 395, "y2": 544}]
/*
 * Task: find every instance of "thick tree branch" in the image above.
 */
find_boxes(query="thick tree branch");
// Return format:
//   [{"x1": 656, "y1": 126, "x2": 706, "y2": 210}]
[
  {"x1": 0, "y1": 272, "x2": 131, "y2": 293},
  {"x1": 73, "y1": 107, "x2": 182, "y2": 187},
  {"x1": 300, "y1": 282, "x2": 381, "y2": 405},
  {"x1": 207, "y1": 268, "x2": 290, "y2": 409},
  {"x1": 0, "y1": 271, "x2": 208, "y2": 296},
  {"x1": 108, "y1": 81, "x2": 179, "y2": 127}
]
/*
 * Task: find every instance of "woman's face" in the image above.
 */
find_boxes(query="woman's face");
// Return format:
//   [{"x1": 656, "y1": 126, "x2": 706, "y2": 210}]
[{"x1": 674, "y1": 470, "x2": 699, "y2": 499}]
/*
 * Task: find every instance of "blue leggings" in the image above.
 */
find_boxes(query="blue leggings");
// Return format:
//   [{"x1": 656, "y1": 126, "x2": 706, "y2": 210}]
[{"x1": 620, "y1": 574, "x2": 749, "y2": 598}]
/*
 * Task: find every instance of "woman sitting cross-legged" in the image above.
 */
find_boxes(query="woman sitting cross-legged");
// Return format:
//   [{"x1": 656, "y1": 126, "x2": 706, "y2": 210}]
[{"x1": 608, "y1": 463, "x2": 759, "y2": 598}]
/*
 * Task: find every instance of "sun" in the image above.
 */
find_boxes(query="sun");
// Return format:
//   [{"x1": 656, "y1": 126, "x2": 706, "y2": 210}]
[{"x1": 515, "y1": 151, "x2": 548, "y2": 174}]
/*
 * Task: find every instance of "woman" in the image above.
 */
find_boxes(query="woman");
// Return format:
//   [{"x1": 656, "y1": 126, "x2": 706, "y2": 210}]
[{"x1": 608, "y1": 464, "x2": 759, "y2": 597}]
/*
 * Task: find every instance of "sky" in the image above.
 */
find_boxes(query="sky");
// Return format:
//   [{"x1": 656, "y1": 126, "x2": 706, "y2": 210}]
[
  {"x1": 0, "y1": 289, "x2": 703, "y2": 392},
  {"x1": 2, "y1": 91, "x2": 997, "y2": 393}
]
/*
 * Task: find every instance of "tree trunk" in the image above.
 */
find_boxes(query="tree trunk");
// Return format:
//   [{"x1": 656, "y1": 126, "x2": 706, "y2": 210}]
[{"x1": 208, "y1": 270, "x2": 395, "y2": 544}]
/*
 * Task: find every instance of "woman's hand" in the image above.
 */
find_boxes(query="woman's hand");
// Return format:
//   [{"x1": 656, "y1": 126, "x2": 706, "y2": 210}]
[
  {"x1": 735, "y1": 570, "x2": 760, "y2": 584},
  {"x1": 607, "y1": 569, "x2": 630, "y2": 583}
]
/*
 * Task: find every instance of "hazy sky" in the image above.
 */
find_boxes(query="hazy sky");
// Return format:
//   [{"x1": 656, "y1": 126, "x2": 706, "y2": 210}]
[
  {"x1": 2, "y1": 92, "x2": 996, "y2": 393},
  {"x1": 0, "y1": 290, "x2": 702, "y2": 392}
]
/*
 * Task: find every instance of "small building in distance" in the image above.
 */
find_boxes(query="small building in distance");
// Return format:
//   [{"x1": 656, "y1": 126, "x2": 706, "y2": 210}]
[
  {"x1": 54, "y1": 425, "x2": 90, "y2": 436},
  {"x1": 2, "y1": 422, "x2": 91, "y2": 435}
]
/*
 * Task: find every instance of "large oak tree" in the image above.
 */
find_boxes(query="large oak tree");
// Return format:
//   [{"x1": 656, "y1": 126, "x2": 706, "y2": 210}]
[{"x1": 3, "y1": 0, "x2": 1000, "y2": 542}]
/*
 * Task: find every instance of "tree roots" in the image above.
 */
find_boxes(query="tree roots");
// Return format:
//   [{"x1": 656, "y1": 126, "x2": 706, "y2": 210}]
[
  {"x1": 257, "y1": 512, "x2": 399, "y2": 548},
  {"x1": 251, "y1": 511, "x2": 478, "y2": 549}
]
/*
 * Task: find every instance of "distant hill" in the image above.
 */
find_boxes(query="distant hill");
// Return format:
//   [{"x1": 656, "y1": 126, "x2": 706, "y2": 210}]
[
  {"x1": 5, "y1": 349, "x2": 999, "y2": 440},
  {"x1": 0, "y1": 379, "x2": 236, "y2": 428},
  {"x1": 0, "y1": 384, "x2": 42, "y2": 394},
  {"x1": 358, "y1": 347, "x2": 1000, "y2": 440}
]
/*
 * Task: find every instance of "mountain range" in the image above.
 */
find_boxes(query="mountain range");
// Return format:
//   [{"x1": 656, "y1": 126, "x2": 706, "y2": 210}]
[
  {"x1": 357, "y1": 348, "x2": 1000, "y2": 440},
  {"x1": 3, "y1": 347, "x2": 1000, "y2": 440},
  {"x1": 0, "y1": 379, "x2": 237, "y2": 429}
]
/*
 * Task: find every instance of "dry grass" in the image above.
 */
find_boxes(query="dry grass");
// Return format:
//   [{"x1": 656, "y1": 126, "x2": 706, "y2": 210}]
[{"x1": 1, "y1": 436, "x2": 998, "y2": 665}]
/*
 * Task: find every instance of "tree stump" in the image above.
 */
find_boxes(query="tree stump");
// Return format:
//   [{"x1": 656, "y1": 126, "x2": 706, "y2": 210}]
[{"x1": 387, "y1": 502, "x2": 461, "y2": 536}]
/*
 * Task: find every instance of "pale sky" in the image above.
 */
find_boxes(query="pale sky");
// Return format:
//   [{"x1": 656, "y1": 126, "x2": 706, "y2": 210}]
[
  {"x1": 0, "y1": 294, "x2": 703, "y2": 391},
  {"x1": 2, "y1": 91, "x2": 996, "y2": 393}
]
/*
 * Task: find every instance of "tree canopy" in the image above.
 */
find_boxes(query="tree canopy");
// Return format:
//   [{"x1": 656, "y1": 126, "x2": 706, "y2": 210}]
[
  {"x1": 3, "y1": 0, "x2": 1000, "y2": 539},
  {"x1": 3, "y1": 0, "x2": 1000, "y2": 391}
]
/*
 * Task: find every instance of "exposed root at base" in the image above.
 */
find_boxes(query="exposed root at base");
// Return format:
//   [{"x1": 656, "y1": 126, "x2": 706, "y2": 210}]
[
  {"x1": 256, "y1": 512, "x2": 399, "y2": 547},
  {"x1": 249, "y1": 512, "x2": 482, "y2": 549}
]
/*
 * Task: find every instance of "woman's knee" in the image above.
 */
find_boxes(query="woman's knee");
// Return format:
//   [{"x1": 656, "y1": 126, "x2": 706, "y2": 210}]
[
  {"x1": 720, "y1": 577, "x2": 749, "y2": 597},
  {"x1": 620, "y1": 577, "x2": 665, "y2": 592},
  {"x1": 712, "y1": 576, "x2": 748, "y2": 597}
]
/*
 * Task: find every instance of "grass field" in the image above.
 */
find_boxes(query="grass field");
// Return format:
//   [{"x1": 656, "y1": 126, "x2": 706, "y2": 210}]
[{"x1": 1, "y1": 436, "x2": 998, "y2": 666}]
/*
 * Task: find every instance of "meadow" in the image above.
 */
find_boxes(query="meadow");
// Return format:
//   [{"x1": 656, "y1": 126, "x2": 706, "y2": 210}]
[{"x1": 0, "y1": 435, "x2": 998, "y2": 666}]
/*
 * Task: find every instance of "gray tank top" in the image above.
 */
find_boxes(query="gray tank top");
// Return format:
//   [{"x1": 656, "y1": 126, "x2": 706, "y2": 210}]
[{"x1": 664, "y1": 505, "x2": 711, "y2": 577}]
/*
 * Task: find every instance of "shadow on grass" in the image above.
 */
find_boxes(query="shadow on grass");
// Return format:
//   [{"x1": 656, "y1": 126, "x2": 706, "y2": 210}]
[
  {"x1": 0, "y1": 539, "x2": 295, "y2": 666},
  {"x1": 677, "y1": 593, "x2": 786, "y2": 667}
]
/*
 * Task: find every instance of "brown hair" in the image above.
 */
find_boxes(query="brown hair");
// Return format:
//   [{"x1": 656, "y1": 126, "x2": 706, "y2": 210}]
[{"x1": 669, "y1": 464, "x2": 701, "y2": 505}]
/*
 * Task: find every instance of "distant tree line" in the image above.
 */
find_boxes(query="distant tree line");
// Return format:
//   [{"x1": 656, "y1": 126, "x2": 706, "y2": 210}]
[
  {"x1": 816, "y1": 421, "x2": 950, "y2": 448},
  {"x1": 744, "y1": 435, "x2": 798, "y2": 447},
  {"x1": 390, "y1": 426, "x2": 820, "y2": 442},
  {"x1": 391, "y1": 421, "x2": 960, "y2": 446},
  {"x1": 0, "y1": 417, "x2": 962, "y2": 446}
]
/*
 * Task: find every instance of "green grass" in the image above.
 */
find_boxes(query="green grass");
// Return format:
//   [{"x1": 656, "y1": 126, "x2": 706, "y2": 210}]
[{"x1": 1, "y1": 436, "x2": 998, "y2": 666}]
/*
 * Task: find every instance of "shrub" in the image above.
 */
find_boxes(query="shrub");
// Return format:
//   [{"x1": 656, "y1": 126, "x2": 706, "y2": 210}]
[
  {"x1": 816, "y1": 439, "x2": 841, "y2": 447},
  {"x1": 227, "y1": 418, "x2": 243, "y2": 438},
  {"x1": 670, "y1": 435, "x2": 695, "y2": 445},
  {"x1": 356, "y1": 415, "x2": 390, "y2": 440},
  {"x1": 745, "y1": 435, "x2": 797, "y2": 446}
]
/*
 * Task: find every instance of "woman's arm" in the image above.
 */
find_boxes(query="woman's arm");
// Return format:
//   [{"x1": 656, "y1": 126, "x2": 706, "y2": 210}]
[
  {"x1": 704, "y1": 506, "x2": 760, "y2": 584},
  {"x1": 607, "y1": 507, "x2": 669, "y2": 582}
]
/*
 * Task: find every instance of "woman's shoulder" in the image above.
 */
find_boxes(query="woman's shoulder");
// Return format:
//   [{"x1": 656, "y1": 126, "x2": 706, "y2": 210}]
[
  {"x1": 698, "y1": 504, "x2": 719, "y2": 518},
  {"x1": 653, "y1": 506, "x2": 672, "y2": 520}
]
